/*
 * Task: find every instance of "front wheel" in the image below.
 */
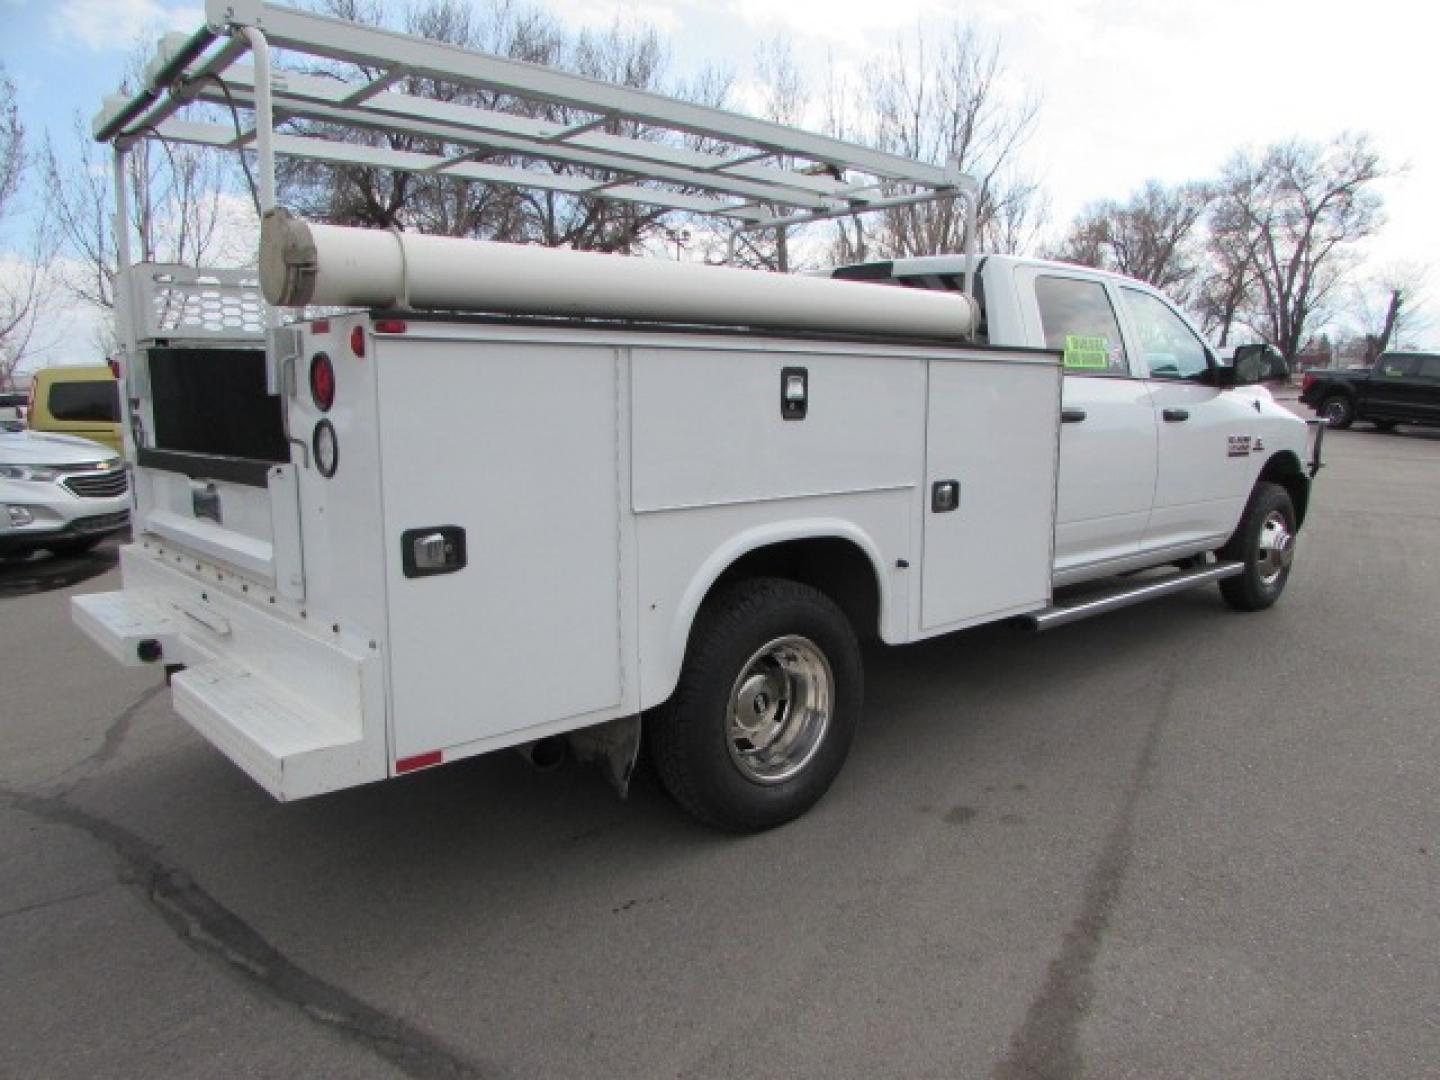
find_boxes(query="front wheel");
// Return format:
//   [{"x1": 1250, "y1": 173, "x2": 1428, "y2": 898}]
[
  {"x1": 1319, "y1": 395, "x2": 1353, "y2": 429},
  {"x1": 648, "y1": 577, "x2": 862, "y2": 832},
  {"x1": 1217, "y1": 481, "x2": 1296, "y2": 612}
]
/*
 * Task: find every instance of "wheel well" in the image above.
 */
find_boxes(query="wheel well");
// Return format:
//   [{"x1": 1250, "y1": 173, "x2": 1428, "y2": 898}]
[
  {"x1": 709, "y1": 537, "x2": 882, "y2": 640},
  {"x1": 1258, "y1": 451, "x2": 1310, "y2": 527}
]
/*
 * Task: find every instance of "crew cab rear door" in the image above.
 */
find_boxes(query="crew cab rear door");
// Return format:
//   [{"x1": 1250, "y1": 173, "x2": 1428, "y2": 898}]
[
  {"x1": 1413, "y1": 355, "x2": 1440, "y2": 424},
  {"x1": 1015, "y1": 265, "x2": 1156, "y2": 574},
  {"x1": 1367, "y1": 353, "x2": 1422, "y2": 421}
]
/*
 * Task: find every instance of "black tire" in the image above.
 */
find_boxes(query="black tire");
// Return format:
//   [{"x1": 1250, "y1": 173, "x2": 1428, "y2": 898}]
[
  {"x1": 1217, "y1": 481, "x2": 1296, "y2": 612},
  {"x1": 1319, "y1": 395, "x2": 1353, "y2": 429},
  {"x1": 45, "y1": 536, "x2": 104, "y2": 558},
  {"x1": 648, "y1": 577, "x2": 862, "y2": 832}
]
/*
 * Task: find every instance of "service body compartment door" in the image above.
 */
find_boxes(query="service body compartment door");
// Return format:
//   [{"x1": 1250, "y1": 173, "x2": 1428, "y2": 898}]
[
  {"x1": 921, "y1": 356, "x2": 1060, "y2": 631},
  {"x1": 377, "y1": 339, "x2": 624, "y2": 759}
]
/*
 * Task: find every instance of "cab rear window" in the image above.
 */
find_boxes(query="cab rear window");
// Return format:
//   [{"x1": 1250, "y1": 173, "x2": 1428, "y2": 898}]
[{"x1": 47, "y1": 381, "x2": 120, "y2": 422}]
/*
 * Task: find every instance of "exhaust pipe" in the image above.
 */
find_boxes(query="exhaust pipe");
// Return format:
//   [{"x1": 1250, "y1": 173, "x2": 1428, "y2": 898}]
[{"x1": 515, "y1": 736, "x2": 567, "y2": 771}]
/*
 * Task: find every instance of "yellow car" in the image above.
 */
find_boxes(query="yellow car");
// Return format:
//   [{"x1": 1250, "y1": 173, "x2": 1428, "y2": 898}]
[{"x1": 28, "y1": 366, "x2": 123, "y2": 455}]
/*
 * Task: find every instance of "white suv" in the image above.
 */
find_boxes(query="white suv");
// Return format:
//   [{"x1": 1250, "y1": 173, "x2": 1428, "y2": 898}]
[{"x1": 0, "y1": 430, "x2": 130, "y2": 559}]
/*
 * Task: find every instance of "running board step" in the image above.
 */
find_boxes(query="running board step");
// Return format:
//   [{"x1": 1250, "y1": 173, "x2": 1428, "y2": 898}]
[{"x1": 1027, "y1": 562, "x2": 1244, "y2": 631}]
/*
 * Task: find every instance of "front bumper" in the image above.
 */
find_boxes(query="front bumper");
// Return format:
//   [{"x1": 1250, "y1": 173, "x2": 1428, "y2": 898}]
[
  {"x1": 71, "y1": 543, "x2": 389, "y2": 801},
  {"x1": 0, "y1": 507, "x2": 131, "y2": 554}
]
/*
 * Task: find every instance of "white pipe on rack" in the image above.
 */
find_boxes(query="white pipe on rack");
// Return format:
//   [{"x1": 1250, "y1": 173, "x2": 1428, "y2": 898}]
[{"x1": 259, "y1": 211, "x2": 977, "y2": 338}]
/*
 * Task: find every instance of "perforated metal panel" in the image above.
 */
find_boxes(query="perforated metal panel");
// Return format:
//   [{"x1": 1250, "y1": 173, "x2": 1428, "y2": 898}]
[{"x1": 131, "y1": 265, "x2": 265, "y2": 342}]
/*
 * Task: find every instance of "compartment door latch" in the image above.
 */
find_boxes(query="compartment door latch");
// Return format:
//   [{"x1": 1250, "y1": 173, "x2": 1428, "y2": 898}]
[{"x1": 402, "y1": 526, "x2": 467, "y2": 578}]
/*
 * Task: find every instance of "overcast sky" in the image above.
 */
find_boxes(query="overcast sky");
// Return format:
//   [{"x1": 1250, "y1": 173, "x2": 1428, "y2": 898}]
[{"x1": 3, "y1": 0, "x2": 1437, "y2": 362}]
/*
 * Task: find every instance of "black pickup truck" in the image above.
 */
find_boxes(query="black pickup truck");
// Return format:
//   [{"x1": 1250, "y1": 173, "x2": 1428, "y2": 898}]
[{"x1": 1299, "y1": 352, "x2": 1440, "y2": 430}]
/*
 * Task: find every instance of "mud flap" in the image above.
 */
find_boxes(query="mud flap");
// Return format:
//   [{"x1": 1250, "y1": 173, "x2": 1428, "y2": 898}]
[{"x1": 566, "y1": 715, "x2": 642, "y2": 798}]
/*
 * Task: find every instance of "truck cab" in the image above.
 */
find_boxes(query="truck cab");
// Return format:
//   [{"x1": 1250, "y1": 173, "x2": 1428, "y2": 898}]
[{"x1": 831, "y1": 255, "x2": 1316, "y2": 586}]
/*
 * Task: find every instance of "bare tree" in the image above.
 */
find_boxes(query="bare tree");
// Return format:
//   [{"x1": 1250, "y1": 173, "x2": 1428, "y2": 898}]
[
  {"x1": 284, "y1": 0, "x2": 731, "y2": 254},
  {"x1": 43, "y1": 41, "x2": 242, "y2": 324},
  {"x1": 1353, "y1": 262, "x2": 1429, "y2": 359},
  {"x1": 1215, "y1": 134, "x2": 1384, "y2": 361},
  {"x1": 853, "y1": 22, "x2": 1043, "y2": 260},
  {"x1": 0, "y1": 63, "x2": 55, "y2": 385},
  {"x1": 723, "y1": 35, "x2": 809, "y2": 272},
  {"x1": 1194, "y1": 190, "x2": 1263, "y2": 347},
  {"x1": 1052, "y1": 179, "x2": 1213, "y2": 302}
]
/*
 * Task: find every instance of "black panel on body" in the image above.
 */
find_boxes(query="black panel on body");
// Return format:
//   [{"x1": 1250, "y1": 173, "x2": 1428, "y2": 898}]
[
  {"x1": 401, "y1": 526, "x2": 468, "y2": 578},
  {"x1": 931, "y1": 480, "x2": 961, "y2": 513},
  {"x1": 781, "y1": 366, "x2": 808, "y2": 420}
]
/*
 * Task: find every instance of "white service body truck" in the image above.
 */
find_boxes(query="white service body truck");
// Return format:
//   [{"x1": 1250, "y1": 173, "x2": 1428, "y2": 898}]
[
  {"x1": 73, "y1": 0, "x2": 1321, "y2": 830},
  {"x1": 73, "y1": 225, "x2": 1319, "y2": 831}
]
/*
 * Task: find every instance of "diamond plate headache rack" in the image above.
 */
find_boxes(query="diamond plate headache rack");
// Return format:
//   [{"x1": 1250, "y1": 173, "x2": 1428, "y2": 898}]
[{"x1": 91, "y1": 0, "x2": 979, "y2": 239}]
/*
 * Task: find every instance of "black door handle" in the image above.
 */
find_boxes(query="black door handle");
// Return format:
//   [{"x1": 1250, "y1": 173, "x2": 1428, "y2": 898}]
[
  {"x1": 1061, "y1": 408, "x2": 1087, "y2": 423},
  {"x1": 1163, "y1": 408, "x2": 1190, "y2": 422}
]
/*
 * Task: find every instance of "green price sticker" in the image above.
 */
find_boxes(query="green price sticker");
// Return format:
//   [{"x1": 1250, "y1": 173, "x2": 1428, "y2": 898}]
[{"x1": 1064, "y1": 335, "x2": 1111, "y2": 370}]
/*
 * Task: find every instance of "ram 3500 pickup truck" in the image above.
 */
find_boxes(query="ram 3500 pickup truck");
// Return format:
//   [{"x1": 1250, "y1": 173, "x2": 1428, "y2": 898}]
[
  {"x1": 1299, "y1": 351, "x2": 1440, "y2": 430},
  {"x1": 74, "y1": 233, "x2": 1324, "y2": 832}
]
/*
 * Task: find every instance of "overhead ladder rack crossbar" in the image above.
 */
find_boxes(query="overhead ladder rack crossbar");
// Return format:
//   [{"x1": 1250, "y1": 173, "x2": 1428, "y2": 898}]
[{"x1": 92, "y1": 0, "x2": 976, "y2": 235}]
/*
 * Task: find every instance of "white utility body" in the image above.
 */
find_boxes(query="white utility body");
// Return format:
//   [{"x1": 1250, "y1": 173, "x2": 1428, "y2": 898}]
[{"x1": 74, "y1": 1, "x2": 1322, "y2": 830}]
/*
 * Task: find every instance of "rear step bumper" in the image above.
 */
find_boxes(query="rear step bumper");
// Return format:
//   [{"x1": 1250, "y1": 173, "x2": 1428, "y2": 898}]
[
  {"x1": 71, "y1": 545, "x2": 387, "y2": 800},
  {"x1": 1026, "y1": 562, "x2": 1244, "y2": 631}
]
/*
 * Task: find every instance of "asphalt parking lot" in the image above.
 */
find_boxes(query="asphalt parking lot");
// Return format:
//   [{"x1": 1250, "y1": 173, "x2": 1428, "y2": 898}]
[{"x1": 2, "y1": 420, "x2": 1437, "y2": 1080}]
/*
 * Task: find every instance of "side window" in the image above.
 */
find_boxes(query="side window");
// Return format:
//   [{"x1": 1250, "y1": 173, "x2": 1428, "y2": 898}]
[
  {"x1": 1120, "y1": 288, "x2": 1210, "y2": 380},
  {"x1": 1379, "y1": 355, "x2": 1417, "y2": 377},
  {"x1": 47, "y1": 381, "x2": 121, "y2": 422},
  {"x1": 1034, "y1": 276, "x2": 1129, "y2": 375},
  {"x1": 1416, "y1": 356, "x2": 1440, "y2": 379},
  {"x1": 893, "y1": 272, "x2": 989, "y2": 343}
]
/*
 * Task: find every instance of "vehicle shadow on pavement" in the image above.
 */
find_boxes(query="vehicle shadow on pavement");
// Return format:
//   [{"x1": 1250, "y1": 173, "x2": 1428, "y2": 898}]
[
  {"x1": 0, "y1": 543, "x2": 119, "y2": 599},
  {"x1": 72, "y1": 585, "x2": 1234, "y2": 917},
  {"x1": 29, "y1": 583, "x2": 1259, "y2": 1078}
]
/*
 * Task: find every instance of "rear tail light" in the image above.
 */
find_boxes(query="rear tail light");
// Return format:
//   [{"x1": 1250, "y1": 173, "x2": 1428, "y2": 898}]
[
  {"x1": 350, "y1": 326, "x2": 366, "y2": 357},
  {"x1": 373, "y1": 319, "x2": 408, "y2": 334},
  {"x1": 309, "y1": 352, "x2": 336, "y2": 411},
  {"x1": 108, "y1": 358, "x2": 121, "y2": 379},
  {"x1": 1301, "y1": 372, "x2": 1316, "y2": 394}
]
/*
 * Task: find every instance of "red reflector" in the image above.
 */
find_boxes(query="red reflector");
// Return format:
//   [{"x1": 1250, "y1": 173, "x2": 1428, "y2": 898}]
[
  {"x1": 373, "y1": 319, "x2": 408, "y2": 334},
  {"x1": 108, "y1": 358, "x2": 121, "y2": 379},
  {"x1": 309, "y1": 352, "x2": 336, "y2": 412},
  {"x1": 350, "y1": 326, "x2": 366, "y2": 357},
  {"x1": 312, "y1": 318, "x2": 331, "y2": 334},
  {"x1": 396, "y1": 750, "x2": 443, "y2": 774}
]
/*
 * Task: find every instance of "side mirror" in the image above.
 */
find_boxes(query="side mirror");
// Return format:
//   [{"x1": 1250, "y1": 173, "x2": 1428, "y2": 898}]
[{"x1": 1225, "y1": 344, "x2": 1289, "y2": 386}]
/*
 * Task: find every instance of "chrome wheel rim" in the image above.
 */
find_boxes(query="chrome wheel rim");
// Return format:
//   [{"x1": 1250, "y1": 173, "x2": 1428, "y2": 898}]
[
  {"x1": 726, "y1": 635, "x2": 832, "y2": 784},
  {"x1": 1256, "y1": 511, "x2": 1295, "y2": 585},
  {"x1": 1324, "y1": 400, "x2": 1348, "y2": 425}
]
